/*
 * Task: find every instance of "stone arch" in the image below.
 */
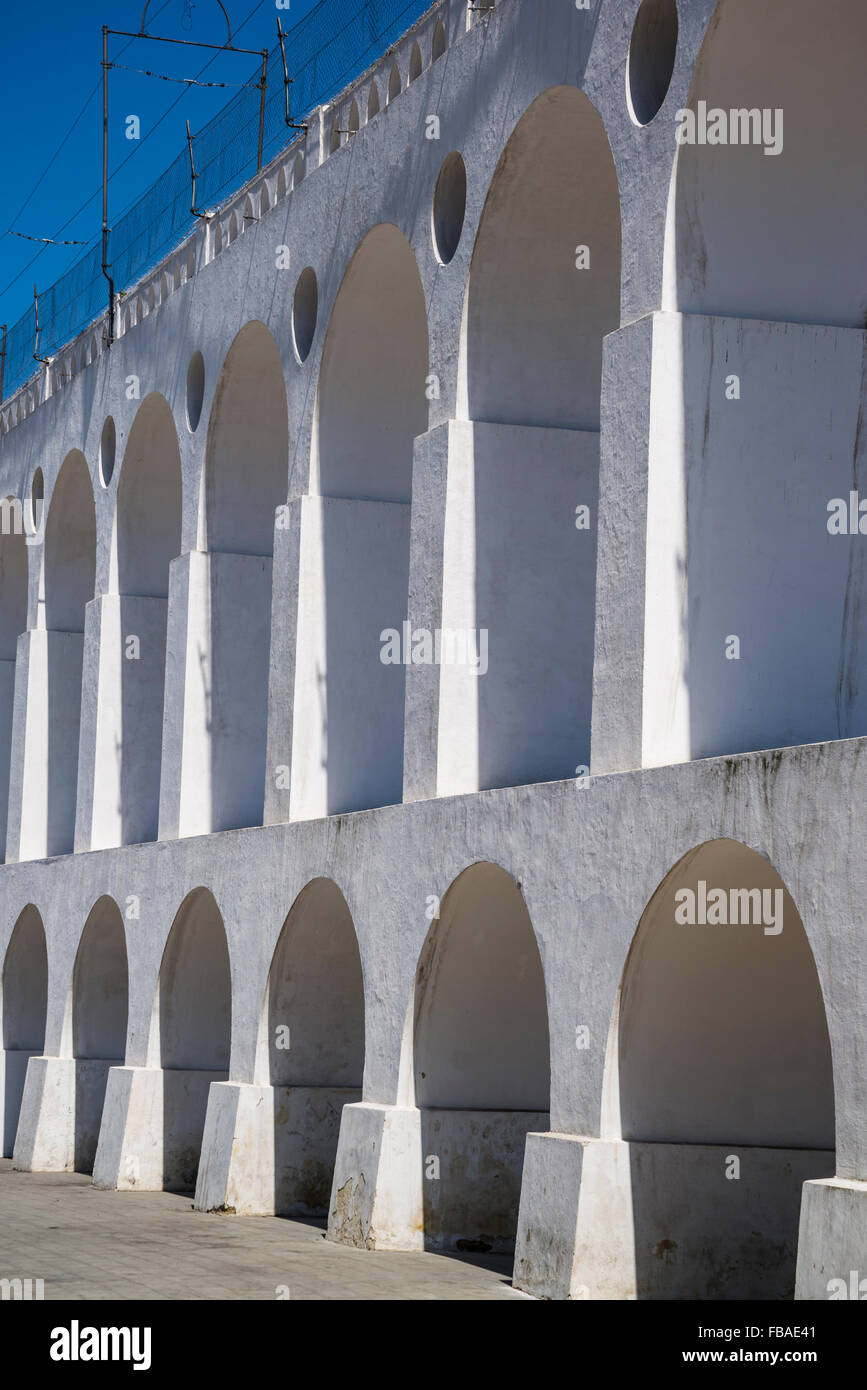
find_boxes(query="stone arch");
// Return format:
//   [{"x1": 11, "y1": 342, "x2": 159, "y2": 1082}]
[
  {"x1": 600, "y1": 839, "x2": 835, "y2": 1299},
  {"x1": 409, "y1": 41, "x2": 423, "y2": 82},
  {"x1": 259, "y1": 878, "x2": 364, "y2": 1213},
  {"x1": 276, "y1": 166, "x2": 287, "y2": 200},
  {"x1": 243, "y1": 195, "x2": 254, "y2": 230},
  {"x1": 348, "y1": 100, "x2": 360, "y2": 136},
  {"x1": 0, "y1": 516, "x2": 27, "y2": 860},
  {"x1": 1, "y1": 906, "x2": 47, "y2": 1155},
  {"x1": 152, "y1": 888, "x2": 231, "y2": 1191},
  {"x1": 228, "y1": 212, "x2": 238, "y2": 243},
  {"x1": 367, "y1": 81, "x2": 380, "y2": 119},
  {"x1": 329, "y1": 117, "x2": 341, "y2": 154},
  {"x1": 260, "y1": 182, "x2": 270, "y2": 215},
  {"x1": 387, "y1": 61, "x2": 401, "y2": 102},
  {"x1": 292, "y1": 225, "x2": 428, "y2": 819},
  {"x1": 293, "y1": 154, "x2": 305, "y2": 188},
  {"x1": 213, "y1": 222, "x2": 223, "y2": 257},
  {"x1": 94, "y1": 394, "x2": 182, "y2": 848},
  {"x1": 197, "y1": 322, "x2": 288, "y2": 834},
  {"x1": 441, "y1": 86, "x2": 621, "y2": 799},
  {"x1": 39, "y1": 451, "x2": 96, "y2": 856},
  {"x1": 411, "y1": 862, "x2": 550, "y2": 1255},
  {"x1": 68, "y1": 896, "x2": 128, "y2": 1171},
  {"x1": 664, "y1": 0, "x2": 866, "y2": 328}
]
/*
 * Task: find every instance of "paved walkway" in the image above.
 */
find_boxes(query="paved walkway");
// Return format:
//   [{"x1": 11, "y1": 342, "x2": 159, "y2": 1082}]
[{"x1": 0, "y1": 1161, "x2": 529, "y2": 1300}]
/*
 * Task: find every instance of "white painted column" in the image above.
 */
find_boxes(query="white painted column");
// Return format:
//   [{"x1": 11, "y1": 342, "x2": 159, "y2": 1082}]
[
  {"x1": 0, "y1": 656, "x2": 16, "y2": 860},
  {"x1": 289, "y1": 496, "x2": 410, "y2": 821},
  {"x1": 6, "y1": 628, "x2": 84, "y2": 861},
  {"x1": 158, "y1": 550, "x2": 272, "y2": 840},
  {"x1": 75, "y1": 594, "x2": 169, "y2": 851}
]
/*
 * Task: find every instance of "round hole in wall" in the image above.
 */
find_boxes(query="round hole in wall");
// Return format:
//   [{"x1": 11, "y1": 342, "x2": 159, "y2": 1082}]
[
  {"x1": 186, "y1": 350, "x2": 205, "y2": 431},
  {"x1": 627, "y1": 0, "x2": 679, "y2": 127},
  {"x1": 30, "y1": 467, "x2": 44, "y2": 533},
  {"x1": 292, "y1": 267, "x2": 318, "y2": 364},
  {"x1": 432, "y1": 151, "x2": 467, "y2": 266},
  {"x1": 99, "y1": 416, "x2": 116, "y2": 487}
]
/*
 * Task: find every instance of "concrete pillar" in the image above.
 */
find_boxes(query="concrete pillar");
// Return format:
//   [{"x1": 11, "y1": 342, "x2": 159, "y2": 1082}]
[
  {"x1": 0, "y1": 1047, "x2": 40, "y2": 1156},
  {"x1": 590, "y1": 315, "x2": 654, "y2": 776},
  {"x1": 796, "y1": 1178, "x2": 867, "y2": 1299},
  {"x1": 194, "y1": 1080, "x2": 361, "y2": 1216},
  {"x1": 0, "y1": 656, "x2": 16, "y2": 860},
  {"x1": 75, "y1": 594, "x2": 168, "y2": 851},
  {"x1": 327, "y1": 1102, "x2": 423, "y2": 1252},
  {"x1": 158, "y1": 550, "x2": 272, "y2": 840},
  {"x1": 263, "y1": 500, "x2": 302, "y2": 828},
  {"x1": 592, "y1": 311, "x2": 867, "y2": 774},
  {"x1": 289, "y1": 496, "x2": 410, "y2": 820},
  {"x1": 514, "y1": 1134, "x2": 834, "y2": 1301},
  {"x1": 11, "y1": 1055, "x2": 117, "y2": 1174},
  {"x1": 405, "y1": 419, "x2": 598, "y2": 800},
  {"x1": 6, "y1": 628, "x2": 84, "y2": 861},
  {"x1": 92, "y1": 1063, "x2": 227, "y2": 1193}
]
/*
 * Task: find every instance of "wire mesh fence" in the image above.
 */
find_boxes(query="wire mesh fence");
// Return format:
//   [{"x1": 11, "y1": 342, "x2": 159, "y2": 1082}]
[{"x1": 2, "y1": 0, "x2": 433, "y2": 402}]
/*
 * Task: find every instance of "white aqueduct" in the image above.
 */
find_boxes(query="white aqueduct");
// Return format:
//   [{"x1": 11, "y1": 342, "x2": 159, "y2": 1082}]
[{"x1": 0, "y1": 0, "x2": 864, "y2": 1299}]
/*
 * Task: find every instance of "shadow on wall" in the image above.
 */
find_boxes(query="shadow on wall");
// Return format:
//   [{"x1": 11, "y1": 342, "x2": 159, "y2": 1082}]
[
  {"x1": 1, "y1": 906, "x2": 47, "y2": 1156},
  {"x1": 292, "y1": 224, "x2": 428, "y2": 819},
  {"x1": 111, "y1": 395, "x2": 182, "y2": 848},
  {"x1": 610, "y1": 839, "x2": 835, "y2": 1299},
  {"x1": 70, "y1": 897, "x2": 129, "y2": 1173},
  {"x1": 412, "y1": 863, "x2": 550, "y2": 1258},
  {"x1": 203, "y1": 322, "x2": 288, "y2": 833},
  {"x1": 265, "y1": 878, "x2": 364, "y2": 1215},
  {"x1": 445, "y1": 85, "x2": 621, "y2": 796},
  {"x1": 659, "y1": 0, "x2": 867, "y2": 763},
  {"x1": 157, "y1": 889, "x2": 231, "y2": 1192}
]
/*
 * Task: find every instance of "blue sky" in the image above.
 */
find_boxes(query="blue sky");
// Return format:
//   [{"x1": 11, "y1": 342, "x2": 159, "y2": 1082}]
[{"x1": 0, "y1": 0, "x2": 323, "y2": 331}]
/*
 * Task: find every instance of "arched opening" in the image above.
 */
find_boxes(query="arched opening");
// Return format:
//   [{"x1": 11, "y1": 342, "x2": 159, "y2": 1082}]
[
  {"x1": 442, "y1": 86, "x2": 621, "y2": 797},
  {"x1": 213, "y1": 223, "x2": 223, "y2": 257},
  {"x1": 387, "y1": 62, "x2": 401, "y2": 103},
  {"x1": 293, "y1": 154, "x2": 305, "y2": 188},
  {"x1": 348, "y1": 100, "x2": 360, "y2": 136},
  {"x1": 228, "y1": 213, "x2": 238, "y2": 244},
  {"x1": 651, "y1": 0, "x2": 867, "y2": 765},
  {"x1": 432, "y1": 18, "x2": 446, "y2": 62},
  {"x1": 412, "y1": 863, "x2": 550, "y2": 1261},
  {"x1": 154, "y1": 889, "x2": 231, "y2": 1191},
  {"x1": 70, "y1": 897, "x2": 128, "y2": 1172},
  {"x1": 242, "y1": 195, "x2": 254, "y2": 230},
  {"x1": 367, "y1": 81, "x2": 380, "y2": 120},
  {"x1": 276, "y1": 166, "x2": 287, "y2": 200},
  {"x1": 666, "y1": 0, "x2": 864, "y2": 326},
  {"x1": 0, "y1": 515, "x2": 27, "y2": 861},
  {"x1": 260, "y1": 183, "x2": 270, "y2": 215},
  {"x1": 39, "y1": 451, "x2": 96, "y2": 856},
  {"x1": 262, "y1": 879, "x2": 364, "y2": 1214},
  {"x1": 198, "y1": 321, "x2": 288, "y2": 833},
  {"x1": 292, "y1": 225, "x2": 428, "y2": 818},
  {"x1": 1, "y1": 906, "x2": 47, "y2": 1155},
  {"x1": 606, "y1": 840, "x2": 835, "y2": 1298},
  {"x1": 409, "y1": 41, "x2": 423, "y2": 82},
  {"x1": 329, "y1": 118, "x2": 341, "y2": 154},
  {"x1": 95, "y1": 394, "x2": 181, "y2": 849}
]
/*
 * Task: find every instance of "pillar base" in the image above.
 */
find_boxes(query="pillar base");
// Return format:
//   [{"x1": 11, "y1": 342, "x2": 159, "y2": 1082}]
[
  {"x1": 796, "y1": 1177, "x2": 867, "y2": 1300},
  {"x1": 92, "y1": 1064, "x2": 226, "y2": 1192},
  {"x1": 11, "y1": 1056, "x2": 116, "y2": 1174},
  {"x1": 514, "y1": 1134, "x2": 834, "y2": 1300},
  {"x1": 195, "y1": 1080, "x2": 361, "y2": 1216},
  {"x1": 327, "y1": 1102, "x2": 423, "y2": 1251}
]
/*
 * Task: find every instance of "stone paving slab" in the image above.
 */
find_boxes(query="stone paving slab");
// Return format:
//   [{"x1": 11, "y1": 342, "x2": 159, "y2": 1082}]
[{"x1": 0, "y1": 1161, "x2": 529, "y2": 1301}]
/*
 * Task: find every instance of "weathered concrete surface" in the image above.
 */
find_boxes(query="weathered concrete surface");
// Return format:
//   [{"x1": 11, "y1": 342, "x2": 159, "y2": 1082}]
[{"x1": 0, "y1": 0, "x2": 864, "y2": 1300}]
